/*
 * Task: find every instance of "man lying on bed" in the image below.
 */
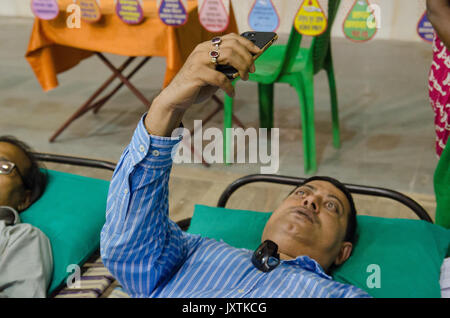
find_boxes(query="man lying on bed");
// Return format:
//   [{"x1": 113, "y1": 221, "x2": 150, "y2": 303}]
[
  {"x1": 100, "y1": 33, "x2": 371, "y2": 298},
  {"x1": 0, "y1": 136, "x2": 52, "y2": 298}
]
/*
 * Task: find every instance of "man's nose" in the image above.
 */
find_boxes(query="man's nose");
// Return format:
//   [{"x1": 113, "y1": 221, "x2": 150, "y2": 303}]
[{"x1": 302, "y1": 197, "x2": 319, "y2": 213}]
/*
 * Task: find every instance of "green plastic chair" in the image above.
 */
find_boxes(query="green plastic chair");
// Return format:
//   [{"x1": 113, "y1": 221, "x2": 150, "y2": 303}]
[{"x1": 223, "y1": 0, "x2": 341, "y2": 174}]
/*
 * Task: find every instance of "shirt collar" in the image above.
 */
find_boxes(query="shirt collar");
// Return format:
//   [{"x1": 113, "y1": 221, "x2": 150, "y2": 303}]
[{"x1": 282, "y1": 255, "x2": 332, "y2": 280}]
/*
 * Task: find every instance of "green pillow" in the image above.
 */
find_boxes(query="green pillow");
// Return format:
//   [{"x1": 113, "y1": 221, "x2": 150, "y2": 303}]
[
  {"x1": 187, "y1": 204, "x2": 450, "y2": 298},
  {"x1": 20, "y1": 169, "x2": 109, "y2": 295},
  {"x1": 188, "y1": 204, "x2": 272, "y2": 251}
]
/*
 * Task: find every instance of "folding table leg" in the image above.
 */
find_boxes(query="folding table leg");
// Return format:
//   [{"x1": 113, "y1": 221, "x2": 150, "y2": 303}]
[
  {"x1": 187, "y1": 94, "x2": 245, "y2": 166},
  {"x1": 49, "y1": 56, "x2": 138, "y2": 142},
  {"x1": 212, "y1": 95, "x2": 245, "y2": 129},
  {"x1": 189, "y1": 95, "x2": 245, "y2": 137},
  {"x1": 92, "y1": 57, "x2": 151, "y2": 114},
  {"x1": 95, "y1": 53, "x2": 152, "y2": 108}
]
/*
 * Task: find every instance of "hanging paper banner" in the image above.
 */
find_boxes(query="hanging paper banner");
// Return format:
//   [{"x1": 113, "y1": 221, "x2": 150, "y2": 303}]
[
  {"x1": 30, "y1": 0, "x2": 59, "y2": 20},
  {"x1": 294, "y1": 0, "x2": 327, "y2": 37},
  {"x1": 198, "y1": 0, "x2": 230, "y2": 33},
  {"x1": 343, "y1": 0, "x2": 377, "y2": 42},
  {"x1": 115, "y1": 0, "x2": 144, "y2": 24},
  {"x1": 417, "y1": 11, "x2": 434, "y2": 44},
  {"x1": 248, "y1": 0, "x2": 280, "y2": 32},
  {"x1": 78, "y1": 0, "x2": 102, "y2": 23},
  {"x1": 157, "y1": 0, "x2": 188, "y2": 26}
]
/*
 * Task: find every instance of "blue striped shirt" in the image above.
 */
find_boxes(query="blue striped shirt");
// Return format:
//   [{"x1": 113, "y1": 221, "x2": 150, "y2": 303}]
[{"x1": 100, "y1": 115, "x2": 372, "y2": 298}]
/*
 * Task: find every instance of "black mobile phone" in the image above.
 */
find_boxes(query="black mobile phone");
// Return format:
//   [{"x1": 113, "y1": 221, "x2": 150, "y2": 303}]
[{"x1": 216, "y1": 31, "x2": 278, "y2": 80}]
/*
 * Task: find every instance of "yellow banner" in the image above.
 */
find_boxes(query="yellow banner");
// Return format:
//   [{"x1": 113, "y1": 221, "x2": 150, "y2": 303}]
[{"x1": 294, "y1": 0, "x2": 327, "y2": 36}]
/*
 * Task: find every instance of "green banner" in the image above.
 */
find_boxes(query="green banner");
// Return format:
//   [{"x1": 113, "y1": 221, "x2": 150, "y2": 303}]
[{"x1": 343, "y1": 0, "x2": 377, "y2": 42}]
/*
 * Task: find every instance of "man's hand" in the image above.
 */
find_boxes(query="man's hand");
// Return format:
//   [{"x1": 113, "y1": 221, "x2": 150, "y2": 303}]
[
  {"x1": 158, "y1": 33, "x2": 261, "y2": 109},
  {"x1": 145, "y1": 33, "x2": 261, "y2": 137}
]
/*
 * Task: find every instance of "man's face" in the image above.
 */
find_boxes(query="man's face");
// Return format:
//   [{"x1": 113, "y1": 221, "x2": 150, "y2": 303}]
[
  {"x1": 0, "y1": 142, "x2": 31, "y2": 211},
  {"x1": 261, "y1": 180, "x2": 353, "y2": 272}
]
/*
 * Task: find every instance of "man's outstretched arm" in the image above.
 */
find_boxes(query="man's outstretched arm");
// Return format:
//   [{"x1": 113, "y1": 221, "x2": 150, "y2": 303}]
[{"x1": 100, "y1": 34, "x2": 260, "y2": 297}]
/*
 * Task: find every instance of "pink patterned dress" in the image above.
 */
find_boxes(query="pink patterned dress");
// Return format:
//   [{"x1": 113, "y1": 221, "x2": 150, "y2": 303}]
[{"x1": 429, "y1": 33, "x2": 450, "y2": 157}]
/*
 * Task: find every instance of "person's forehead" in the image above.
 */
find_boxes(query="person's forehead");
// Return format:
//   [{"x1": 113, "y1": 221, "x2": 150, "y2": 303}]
[
  {"x1": 0, "y1": 142, "x2": 31, "y2": 169},
  {"x1": 300, "y1": 180, "x2": 351, "y2": 212}
]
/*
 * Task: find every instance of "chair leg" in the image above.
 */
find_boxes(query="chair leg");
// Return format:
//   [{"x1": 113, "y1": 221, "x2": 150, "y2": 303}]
[
  {"x1": 326, "y1": 53, "x2": 341, "y2": 149},
  {"x1": 223, "y1": 81, "x2": 237, "y2": 164},
  {"x1": 292, "y1": 76, "x2": 315, "y2": 174},
  {"x1": 258, "y1": 83, "x2": 274, "y2": 129},
  {"x1": 303, "y1": 74, "x2": 317, "y2": 174}
]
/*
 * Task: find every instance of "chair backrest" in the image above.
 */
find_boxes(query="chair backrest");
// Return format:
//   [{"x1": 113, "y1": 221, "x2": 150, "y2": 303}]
[{"x1": 279, "y1": 0, "x2": 341, "y2": 76}]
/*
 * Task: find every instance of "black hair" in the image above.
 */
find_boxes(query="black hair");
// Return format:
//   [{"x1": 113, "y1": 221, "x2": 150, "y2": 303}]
[
  {"x1": 0, "y1": 136, "x2": 48, "y2": 209},
  {"x1": 289, "y1": 176, "x2": 358, "y2": 246}
]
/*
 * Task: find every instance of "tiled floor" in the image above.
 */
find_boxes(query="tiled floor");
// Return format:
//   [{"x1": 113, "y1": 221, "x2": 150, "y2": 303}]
[{"x1": 0, "y1": 17, "x2": 439, "y2": 221}]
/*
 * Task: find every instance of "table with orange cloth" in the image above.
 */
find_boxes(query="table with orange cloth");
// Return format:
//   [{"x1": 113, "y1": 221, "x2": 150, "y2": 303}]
[{"x1": 26, "y1": 0, "x2": 238, "y2": 91}]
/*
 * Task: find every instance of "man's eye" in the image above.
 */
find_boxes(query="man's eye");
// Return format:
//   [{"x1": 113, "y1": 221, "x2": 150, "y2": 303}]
[
  {"x1": 326, "y1": 202, "x2": 337, "y2": 211},
  {"x1": 296, "y1": 190, "x2": 305, "y2": 196}
]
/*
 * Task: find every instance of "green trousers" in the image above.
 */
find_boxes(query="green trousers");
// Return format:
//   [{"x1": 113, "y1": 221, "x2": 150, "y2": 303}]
[{"x1": 435, "y1": 143, "x2": 450, "y2": 228}]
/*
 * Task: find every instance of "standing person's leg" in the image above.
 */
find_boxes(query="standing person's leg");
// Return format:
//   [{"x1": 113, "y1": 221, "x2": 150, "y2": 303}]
[
  {"x1": 428, "y1": 34, "x2": 450, "y2": 158},
  {"x1": 434, "y1": 143, "x2": 450, "y2": 228},
  {"x1": 428, "y1": 32, "x2": 450, "y2": 228}
]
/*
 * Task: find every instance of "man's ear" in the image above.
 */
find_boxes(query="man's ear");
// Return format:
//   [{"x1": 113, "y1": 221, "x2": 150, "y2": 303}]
[
  {"x1": 17, "y1": 190, "x2": 32, "y2": 212},
  {"x1": 334, "y1": 242, "x2": 353, "y2": 266}
]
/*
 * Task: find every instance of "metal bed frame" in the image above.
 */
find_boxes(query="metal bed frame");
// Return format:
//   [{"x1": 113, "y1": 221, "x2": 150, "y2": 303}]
[
  {"x1": 33, "y1": 152, "x2": 117, "y2": 172},
  {"x1": 176, "y1": 174, "x2": 433, "y2": 231},
  {"x1": 33, "y1": 152, "x2": 433, "y2": 230}
]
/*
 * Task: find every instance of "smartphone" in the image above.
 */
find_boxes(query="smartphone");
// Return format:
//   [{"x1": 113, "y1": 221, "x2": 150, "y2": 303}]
[{"x1": 216, "y1": 31, "x2": 278, "y2": 80}]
